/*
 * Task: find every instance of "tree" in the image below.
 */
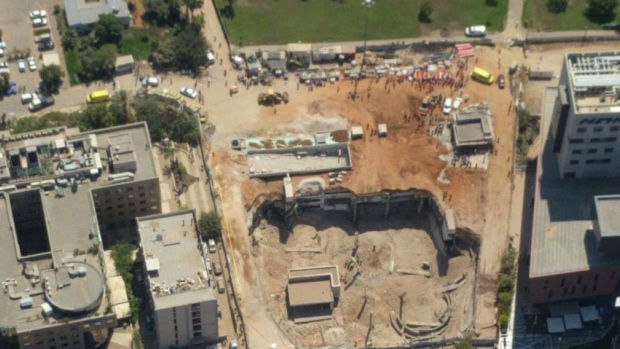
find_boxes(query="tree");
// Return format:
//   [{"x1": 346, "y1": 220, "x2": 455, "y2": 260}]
[
  {"x1": 79, "y1": 104, "x2": 113, "y2": 130},
  {"x1": 182, "y1": 0, "x2": 204, "y2": 19},
  {"x1": 586, "y1": 0, "x2": 618, "y2": 23},
  {"x1": 96, "y1": 44, "x2": 118, "y2": 77},
  {"x1": 547, "y1": 0, "x2": 569, "y2": 13},
  {"x1": 455, "y1": 337, "x2": 473, "y2": 349},
  {"x1": 198, "y1": 211, "x2": 222, "y2": 240},
  {"x1": 170, "y1": 111, "x2": 201, "y2": 145},
  {"x1": 61, "y1": 29, "x2": 79, "y2": 51},
  {"x1": 486, "y1": 0, "x2": 498, "y2": 6},
  {"x1": 79, "y1": 44, "x2": 118, "y2": 82},
  {"x1": 418, "y1": 1, "x2": 433, "y2": 23},
  {"x1": 78, "y1": 48, "x2": 98, "y2": 81},
  {"x1": 0, "y1": 72, "x2": 10, "y2": 99},
  {"x1": 39, "y1": 64, "x2": 63, "y2": 94},
  {"x1": 134, "y1": 96, "x2": 166, "y2": 140},
  {"x1": 173, "y1": 25, "x2": 208, "y2": 71},
  {"x1": 94, "y1": 14, "x2": 125, "y2": 47},
  {"x1": 110, "y1": 90, "x2": 132, "y2": 125},
  {"x1": 144, "y1": 0, "x2": 181, "y2": 25},
  {"x1": 0, "y1": 113, "x2": 6, "y2": 131}
]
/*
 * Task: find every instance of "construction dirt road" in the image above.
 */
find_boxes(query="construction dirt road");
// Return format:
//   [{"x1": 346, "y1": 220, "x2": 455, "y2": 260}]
[{"x1": 205, "y1": 42, "x2": 620, "y2": 347}]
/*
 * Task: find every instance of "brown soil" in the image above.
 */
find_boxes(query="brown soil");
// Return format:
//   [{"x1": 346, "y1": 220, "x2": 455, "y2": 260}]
[{"x1": 131, "y1": 0, "x2": 145, "y2": 28}]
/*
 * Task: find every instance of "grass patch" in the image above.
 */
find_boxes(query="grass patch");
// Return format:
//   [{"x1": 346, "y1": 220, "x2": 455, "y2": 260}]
[
  {"x1": 65, "y1": 50, "x2": 82, "y2": 86},
  {"x1": 497, "y1": 248, "x2": 517, "y2": 334},
  {"x1": 215, "y1": 0, "x2": 507, "y2": 45},
  {"x1": 516, "y1": 107, "x2": 540, "y2": 165},
  {"x1": 119, "y1": 27, "x2": 162, "y2": 60},
  {"x1": 522, "y1": 0, "x2": 607, "y2": 31},
  {"x1": 33, "y1": 28, "x2": 51, "y2": 36}
]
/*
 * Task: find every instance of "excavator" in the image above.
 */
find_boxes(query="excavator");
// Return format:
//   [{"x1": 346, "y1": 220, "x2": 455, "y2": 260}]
[{"x1": 257, "y1": 89, "x2": 289, "y2": 106}]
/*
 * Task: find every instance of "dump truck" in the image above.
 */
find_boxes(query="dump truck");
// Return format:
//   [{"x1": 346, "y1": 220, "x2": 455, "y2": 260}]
[
  {"x1": 258, "y1": 89, "x2": 289, "y2": 106},
  {"x1": 28, "y1": 96, "x2": 54, "y2": 112}
]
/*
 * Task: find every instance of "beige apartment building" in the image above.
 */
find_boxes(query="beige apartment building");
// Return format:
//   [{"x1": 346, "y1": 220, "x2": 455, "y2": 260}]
[{"x1": 137, "y1": 210, "x2": 219, "y2": 348}]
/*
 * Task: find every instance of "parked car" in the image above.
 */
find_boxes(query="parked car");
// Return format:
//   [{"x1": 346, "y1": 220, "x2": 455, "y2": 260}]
[
  {"x1": 465, "y1": 25, "x2": 486, "y2": 37},
  {"x1": 208, "y1": 239, "x2": 216, "y2": 253},
  {"x1": 213, "y1": 261, "x2": 222, "y2": 276},
  {"x1": 38, "y1": 41, "x2": 54, "y2": 51},
  {"x1": 21, "y1": 93, "x2": 37, "y2": 104},
  {"x1": 452, "y1": 97, "x2": 463, "y2": 110},
  {"x1": 216, "y1": 278, "x2": 226, "y2": 294},
  {"x1": 0, "y1": 41, "x2": 6, "y2": 49},
  {"x1": 229, "y1": 340, "x2": 238, "y2": 349},
  {"x1": 0, "y1": 61, "x2": 7, "y2": 69},
  {"x1": 32, "y1": 18, "x2": 48, "y2": 27},
  {"x1": 27, "y1": 57, "x2": 36, "y2": 71},
  {"x1": 0, "y1": 48, "x2": 4, "y2": 57},
  {"x1": 180, "y1": 87, "x2": 197, "y2": 99},
  {"x1": 443, "y1": 97, "x2": 453, "y2": 115},
  {"x1": 17, "y1": 60, "x2": 26, "y2": 73},
  {"x1": 498, "y1": 74, "x2": 506, "y2": 89},
  {"x1": 29, "y1": 10, "x2": 47, "y2": 19},
  {"x1": 141, "y1": 76, "x2": 159, "y2": 87}
]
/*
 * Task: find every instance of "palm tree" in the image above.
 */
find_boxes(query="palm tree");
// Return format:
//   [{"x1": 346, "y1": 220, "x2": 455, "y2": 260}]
[{"x1": 182, "y1": 0, "x2": 204, "y2": 21}]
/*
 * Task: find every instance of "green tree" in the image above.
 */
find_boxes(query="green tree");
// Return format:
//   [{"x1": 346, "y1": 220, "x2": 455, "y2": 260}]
[
  {"x1": 78, "y1": 47, "x2": 98, "y2": 81},
  {"x1": 0, "y1": 72, "x2": 10, "y2": 99},
  {"x1": 110, "y1": 90, "x2": 132, "y2": 125},
  {"x1": 198, "y1": 211, "x2": 222, "y2": 240},
  {"x1": 170, "y1": 111, "x2": 201, "y2": 145},
  {"x1": 134, "y1": 96, "x2": 166, "y2": 140},
  {"x1": 182, "y1": 0, "x2": 204, "y2": 19},
  {"x1": 418, "y1": 1, "x2": 433, "y2": 23},
  {"x1": 39, "y1": 64, "x2": 63, "y2": 94},
  {"x1": 61, "y1": 29, "x2": 79, "y2": 51},
  {"x1": 151, "y1": 39, "x2": 177, "y2": 67},
  {"x1": 173, "y1": 25, "x2": 208, "y2": 71},
  {"x1": 144, "y1": 0, "x2": 181, "y2": 25},
  {"x1": 586, "y1": 0, "x2": 618, "y2": 23},
  {"x1": 486, "y1": 0, "x2": 498, "y2": 6},
  {"x1": 547, "y1": 0, "x2": 569, "y2": 13},
  {"x1": 80, "y1": 104, "x2": 112, "y2": 130},
  {"x1": 0, "y1": 113, "x2": 6, "y2": 131},
  {"x1": 96, "y1": 44, "x2": 118, "y2": 77},
  {"x1": 94, "y1": 14, "x2": 125, "y2": 47}
]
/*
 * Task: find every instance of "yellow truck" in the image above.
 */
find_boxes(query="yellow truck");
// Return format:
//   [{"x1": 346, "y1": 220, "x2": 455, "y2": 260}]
[
  {"x1": 471, "y1": 67, "x2": 494, "y2": 85},
  {"x1": 86, "y1": 90, "x2": 110, "y2": 104}
]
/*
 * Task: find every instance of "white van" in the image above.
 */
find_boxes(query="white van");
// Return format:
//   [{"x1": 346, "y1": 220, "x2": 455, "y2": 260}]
[
  {"x1": 465, "y1": 25, "x2": 486, "y2": 37},
  {"x1": 21, "y1": 93, "x2": 37, "y2": 104}
]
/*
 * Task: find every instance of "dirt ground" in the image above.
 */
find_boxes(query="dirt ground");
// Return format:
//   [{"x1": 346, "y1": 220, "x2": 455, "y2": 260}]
[
  {"x1": 250, "y1": 208, "x2": 474, "y2": 348},
  {"x1": 208, "y1": 42, "x2": 620, "y2": 347}
]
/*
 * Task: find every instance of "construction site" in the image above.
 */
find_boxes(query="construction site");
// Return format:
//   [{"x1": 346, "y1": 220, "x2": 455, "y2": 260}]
[{"x1": 207, "y1": 42, "x2": 538, "y2": 347}]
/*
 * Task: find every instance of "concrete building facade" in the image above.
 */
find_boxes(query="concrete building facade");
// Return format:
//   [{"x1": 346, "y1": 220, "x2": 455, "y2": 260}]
[
  {"x1": 552, "y1": 51, "x2": 620, "y2": 179},
  {"x1": 137, "y1": 211, "x2": 218, "y2": 348}
]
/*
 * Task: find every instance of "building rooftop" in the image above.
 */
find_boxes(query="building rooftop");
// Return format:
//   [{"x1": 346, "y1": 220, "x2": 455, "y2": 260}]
[
  {"x1": 452, "y1": 111, "x2": 494, "y2": 147},
  {"x1": 0, "y1": 123, "x2": 157, "y2": 187},
  {"x1": 0, "y1": 187, "x2": 106, "y2": 331},
  {"x1": 530, "y1": 88, "x2": 620, "y2": 277},
  {"x1": 64, "y1": 0, "x2": 130, "y2": 28},
  {"x1": 288, "y1": 279, "x2": 334, "y2": 307},
  {"x1": 594, "y1": 195, "x2": 620, "y2": 237},
  {"x1": 137, "y1": 210, "x2": 215, "y2": 310},
  {"x1": 566, "y1": 52, "x2": 620, "y2": 114}
]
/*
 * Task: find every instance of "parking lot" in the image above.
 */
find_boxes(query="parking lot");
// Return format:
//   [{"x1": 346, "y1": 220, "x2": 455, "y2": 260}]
[{"x1": 0, "y1": 0, "x2": 66, "y2": 117}]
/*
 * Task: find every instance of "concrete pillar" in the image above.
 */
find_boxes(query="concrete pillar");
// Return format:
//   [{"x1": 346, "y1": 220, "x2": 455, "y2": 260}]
[
  {"x1": 417, "y1": 196, "x2": 425, "y2": 213},
  {"x1": 352, "y1": 198, "x2": 358, "y2": 222}
]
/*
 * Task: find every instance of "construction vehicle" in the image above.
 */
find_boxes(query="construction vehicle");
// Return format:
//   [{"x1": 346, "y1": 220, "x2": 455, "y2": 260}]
[{"x1": 258, "y1": 89, "x2": 289, "y2": 106}]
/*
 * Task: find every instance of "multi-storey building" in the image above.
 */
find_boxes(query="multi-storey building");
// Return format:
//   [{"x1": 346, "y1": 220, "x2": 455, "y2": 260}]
[
  {"x1": 530, "y1": 81, "x2": 620, "y2": 305},
  {"x1": 0, "y1": 123, "x2": 160, "y2": 348},
  {"x1": 137, "y1": 210, "x2": 218, "y2": 348},
  {"x1": 552, "y1": 51, "x2": 620, "y2": 178}
]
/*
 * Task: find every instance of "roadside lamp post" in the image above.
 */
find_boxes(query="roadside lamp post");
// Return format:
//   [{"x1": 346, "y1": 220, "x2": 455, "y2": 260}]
[{"x1": 352, "y1": 0, "x2": 374, "y2": 100}]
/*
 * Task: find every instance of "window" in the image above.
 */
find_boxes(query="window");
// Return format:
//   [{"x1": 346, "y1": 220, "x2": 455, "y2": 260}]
[
  {"x1": 591, "y1": 137, "x2": 617, "y2": 143},
  {"x1": 192, "y1": 318, "x2": 202, "y2": 325},
  {"x1": 560, "y1": 278, "x2": 565, "y2": 287},
  {"x1": 570, "y1": 160, "x2": 579, "y2": 165},
  {"x1": 585, "y1": 159, "x2": 612, "y2": 164},
  {"x1": 193, "y1": 324, "x2": 202, "y2": 331},
  {"x1": 587, "y1": 149, "x2": 598, "y2": 154},
  {"x1": 593, "y1": 284, "x2": 598, "y2": 292},
  {"x1": 193, "y1": 331, "x2": 202, "y2": 338},
  {"x1": 563, "y1": 287, "x2": 567, "y2": 296},
  {"x1": 572, "y1": 149, "x2": 582, "y2": 154},
  {"x1": 577, "y1": 275, "x2": 582, "y2": 284},
  {"x1": 570, "y1": 138, "x2": 585, "y2": 144},
  {"x1": 577, "y1": 127, "x2": 587, "y2": 133},
  {"x1": 612, "y1": 126, "x2": 620, "y2": 132},
  {"x1": 571, "y1": 286, "x2": 575, "y2": 295},
  {"x1": 594, "y1": 126, "x2": 604, "y2": 133},
  {"x1": 548, "y1": 289, "x2": 554, "y2": 298},
  {"x1": 582, "y1": 284, "x2": 587, "y2": 293},
  {"x1": 605, "y1": 148, "x2": 614, "y2": 153}
]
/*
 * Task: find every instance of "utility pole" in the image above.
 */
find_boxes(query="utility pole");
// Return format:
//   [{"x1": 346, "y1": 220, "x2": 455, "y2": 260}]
[{"x1": 352, "y1": 0, "x2": 374, "y2": 100}]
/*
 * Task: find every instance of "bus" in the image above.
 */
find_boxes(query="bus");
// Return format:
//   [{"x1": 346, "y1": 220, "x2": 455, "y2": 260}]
[
  {"x1": 86, "y1": 90, "x2": 110, "y2": 104},
  {"x1": 471, "y1": 67, "x2": 495, "y2": 85}
]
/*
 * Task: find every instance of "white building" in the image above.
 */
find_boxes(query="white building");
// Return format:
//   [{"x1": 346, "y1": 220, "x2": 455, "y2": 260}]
[
  {"x1": 553, "y1": 51, "x2": 620, "y2": 178},
  {"x1": 137, "y1": 210, "x2": 218, "y2": 348}
]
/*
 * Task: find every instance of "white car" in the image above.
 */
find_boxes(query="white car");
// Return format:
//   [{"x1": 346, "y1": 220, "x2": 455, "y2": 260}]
[
  {"x1": 443, "y1": 98, "x2": 453, "y2": 115},
  {"x1": 452, "y1": 97, "x2": 463, "y2": 110},
  {"x1": 32, "y1": 18, "x2": 48, "y2": 27},
  {"x1": 141, "y1": 76, "x2": 159, "y2": 87},
  {"x1": 27, "y1": 57, "x2": 37, "y2": 71},
  {"x1": 180, "y1": 87, "x2": 197, "y2": 99},
  {"x1": 0, "y1": 41, "x2": 6, "y2": 49},
  {"x1": 17, "y1": 59, "x2": 26, "y2": 72},
  {"x1": 0, "y1": 49, "x2": 4, "y2": 57},
  {"x1": 0, "y1": 61, "x2": 7, "y2": 68},
  {"x1": 29, "y1": 10, "x2": 47, "y2": 19},
  {"x1": 465, "y1": 25, "x2": 486, "y2": 37},
  {"x1": 21, "y1": 93, "x2": 37, "y2": 104}
]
